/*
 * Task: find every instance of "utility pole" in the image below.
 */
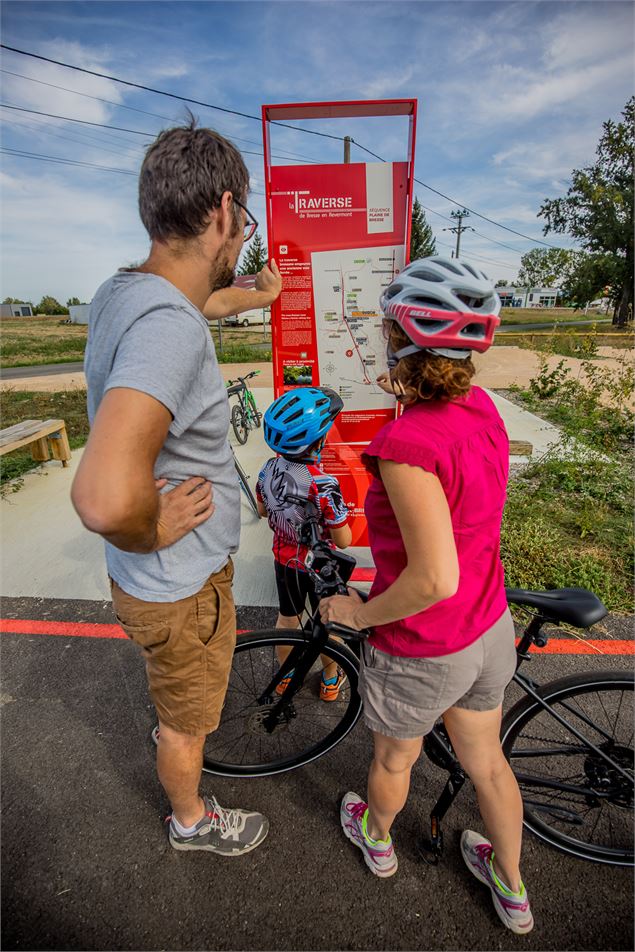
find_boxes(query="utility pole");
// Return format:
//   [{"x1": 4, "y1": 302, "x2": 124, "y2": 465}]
[
  {"x1": 443, "y1": 208, "x2": 474, "y2": 258},
  {"x1": 343, "y1": 136, "x2": 352, "y2": 164}
]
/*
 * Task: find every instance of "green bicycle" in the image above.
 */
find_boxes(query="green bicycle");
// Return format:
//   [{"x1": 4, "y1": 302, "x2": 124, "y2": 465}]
[{"x1": 226, "y1": 370, "x2": 262, "y2": 445}]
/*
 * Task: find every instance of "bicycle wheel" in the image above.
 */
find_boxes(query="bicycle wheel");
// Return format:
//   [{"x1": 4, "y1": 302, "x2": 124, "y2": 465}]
[
  {"x1": 234, "y1": 457, "x2": 259, "y2": 517},
  {"x1": 247, "y1": 392, "x2": 262, "y2": 428},
  {"x1": 501, "y1": 670, "x2": 634, "y2": 865},
  {"x1": 203, "y1": 632, "x2": 362, "y2": 777},
  {"x1": 231, "y1": 404, "x2": 248, "y2": 444}
]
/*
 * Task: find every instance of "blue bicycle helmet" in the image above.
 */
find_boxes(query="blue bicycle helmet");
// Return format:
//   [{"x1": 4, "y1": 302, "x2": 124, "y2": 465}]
[{"x1": 263, "y1": 386, "x2": 344, "y2": 457}]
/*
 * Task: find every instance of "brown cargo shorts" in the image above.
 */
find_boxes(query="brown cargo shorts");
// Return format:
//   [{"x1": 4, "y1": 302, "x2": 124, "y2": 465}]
[
  {"x1": 111, "y1": 559, "x2": 236, "y2": 736},
  {"x1": 359, "y1": 609, "x2": 517, "y2": 740}
]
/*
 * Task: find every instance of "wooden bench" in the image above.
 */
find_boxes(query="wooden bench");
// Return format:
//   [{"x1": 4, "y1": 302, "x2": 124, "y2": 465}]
[
  {"x1": 509, "y1": 439, "x2": 533, "y2": 457},
  {"x1": 0, "y1": 419, "x2": 72, "y2": 468}
]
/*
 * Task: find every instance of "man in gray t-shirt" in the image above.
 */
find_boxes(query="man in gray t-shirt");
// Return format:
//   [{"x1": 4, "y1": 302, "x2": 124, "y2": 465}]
[{"x1": 72, "y1": 120, "x2": 280, "y2": 855}]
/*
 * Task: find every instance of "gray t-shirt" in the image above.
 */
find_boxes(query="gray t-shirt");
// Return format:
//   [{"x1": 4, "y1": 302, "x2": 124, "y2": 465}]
[{"x1": 85, "y1": 271, "x2": 240, "y2": 601}]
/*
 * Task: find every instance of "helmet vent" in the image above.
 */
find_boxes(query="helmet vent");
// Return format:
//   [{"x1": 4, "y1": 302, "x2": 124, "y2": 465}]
[
  {"x1": 415, "y1": 318, "x2": 453, "y2": 333},
  {"x1": 461, "y1": 263, "x2": 480, "y2": 279},
  {"x1": 461, "y1": 323, "x2": 486, "y2": 339},
  {"x1": 456, "y1": 292, "x2": 485, "y2": 309},
  {"x1": 283, "y1": 409, "x2": 304, "y2": 423},
  {"x1": 409, "y1": 269, "x2": 444, "y2": 283},
  {"x1": 404, "y1": 294, "x2": 457, "y2": 312},
  {"x1": 383, "y1": 284, "x2": 402, "y2": 300},
  {"x1": 434, "y1": 259, "x2": 463, "y2": 275},
  {"x1": 273, "y1": 394, "x2": 299, "y2": 419}
]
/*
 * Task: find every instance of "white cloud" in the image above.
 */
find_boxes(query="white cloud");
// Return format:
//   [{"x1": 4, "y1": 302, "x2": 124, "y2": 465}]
[{"x1": 0, "y1": 169, "x2": 146, "y2": 302}]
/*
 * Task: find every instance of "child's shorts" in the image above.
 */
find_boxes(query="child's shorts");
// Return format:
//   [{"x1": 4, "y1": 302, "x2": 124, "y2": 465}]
[{"x1": 275, "y1": 561, "x2": 319, "y2": 618}]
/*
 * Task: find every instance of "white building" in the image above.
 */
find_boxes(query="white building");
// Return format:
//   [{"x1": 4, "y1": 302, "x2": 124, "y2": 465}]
[
  {"x1": 69, "y1": 304, "x2": 91, "y2": 325},
  {"x1": 0, "y1": 302, "x2": 33, "y2": 317},
  {"x1": 497, "y1": 287, "x2": 559, "y2": 308}
]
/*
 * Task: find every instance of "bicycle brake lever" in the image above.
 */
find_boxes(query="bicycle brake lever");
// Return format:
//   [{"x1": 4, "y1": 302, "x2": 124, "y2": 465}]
[{"x1": 324, "y1": 621, "x2": 370, "y2": 641}]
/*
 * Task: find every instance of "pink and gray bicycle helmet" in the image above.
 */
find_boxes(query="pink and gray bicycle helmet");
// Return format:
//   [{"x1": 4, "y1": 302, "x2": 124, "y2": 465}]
[{"x1": 380, "y1": 256, "x2": 501, "y2": 362}]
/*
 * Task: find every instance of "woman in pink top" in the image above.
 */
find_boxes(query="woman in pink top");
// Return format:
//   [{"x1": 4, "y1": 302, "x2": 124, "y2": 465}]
[{"x1": 320, "y1": 257, "x2": 533, "y2": 935}]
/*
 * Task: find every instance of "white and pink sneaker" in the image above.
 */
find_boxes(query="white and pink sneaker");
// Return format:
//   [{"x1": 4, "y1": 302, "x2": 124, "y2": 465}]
[
  {"x1": 460, "y1": 830, "x2": 534, "y2": 934},
  {"x1": 340, "y1": 792, "x2": 398, "y2": 878}
]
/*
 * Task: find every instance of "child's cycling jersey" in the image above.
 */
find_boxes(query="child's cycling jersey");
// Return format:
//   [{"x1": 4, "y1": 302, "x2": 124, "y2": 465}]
[{"x1": 256, "y1": 457, "x2": 349, "y2": 567}]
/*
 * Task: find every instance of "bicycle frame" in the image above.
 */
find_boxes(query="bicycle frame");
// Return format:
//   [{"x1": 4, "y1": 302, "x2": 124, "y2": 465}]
[{"x1": 418, "y1": 608, "x2": 632, "y2": 864}]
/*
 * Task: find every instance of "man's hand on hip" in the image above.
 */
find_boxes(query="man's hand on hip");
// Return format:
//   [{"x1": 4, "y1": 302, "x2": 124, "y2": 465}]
[{"x1": 154, "y1": 477, "x2": 215, "y2": 550}]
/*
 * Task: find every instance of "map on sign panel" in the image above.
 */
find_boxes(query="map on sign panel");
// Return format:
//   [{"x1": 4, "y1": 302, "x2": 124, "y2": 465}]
[{"x1": 311, "y1": 245, "x2": 405, "y2": 410}]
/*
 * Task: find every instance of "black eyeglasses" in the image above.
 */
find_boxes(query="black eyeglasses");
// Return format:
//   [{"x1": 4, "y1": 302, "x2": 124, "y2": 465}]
[{"x1": 233, "y1": 198, "x2": 258, "y2": 243}]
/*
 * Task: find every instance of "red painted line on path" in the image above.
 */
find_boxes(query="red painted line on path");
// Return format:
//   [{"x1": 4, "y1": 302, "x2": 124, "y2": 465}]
[
  {"x1": 1, "y1": 618, "x2": 127, "y2": 639},
  {"x1": 1, "y1": 618, "x2": 632, "y2": 655},
  {"x1": 350, "y1": 568, "x2": 376, "y2": 582}
]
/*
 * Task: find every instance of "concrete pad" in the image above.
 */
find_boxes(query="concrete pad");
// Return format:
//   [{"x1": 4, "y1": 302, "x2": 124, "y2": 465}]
[{"x1": 2, "y1": 385, "x2": 563, "y2": 602}]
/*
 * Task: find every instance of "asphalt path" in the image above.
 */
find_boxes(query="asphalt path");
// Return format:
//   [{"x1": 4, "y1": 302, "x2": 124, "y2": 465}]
[
  {"x1": 1, "y1": 361, "x2": 86, "y2": 380},
  {"x1": 1, "y1": 596, "x2": 633, "y2": 952}
]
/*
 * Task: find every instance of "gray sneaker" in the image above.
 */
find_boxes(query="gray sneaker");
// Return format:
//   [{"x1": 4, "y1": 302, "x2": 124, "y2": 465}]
[{"x1": 169, "y1": 795, "x2": 269, "y2": 855}]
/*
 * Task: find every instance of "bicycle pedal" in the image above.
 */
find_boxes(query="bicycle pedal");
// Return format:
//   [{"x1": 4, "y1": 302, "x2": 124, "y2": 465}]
[{"x1": 417, "y1": 835, "x2": 442, "y2": 866}]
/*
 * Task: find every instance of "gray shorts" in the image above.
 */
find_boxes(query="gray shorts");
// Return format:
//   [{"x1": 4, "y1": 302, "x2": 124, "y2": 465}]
[{"x1": 359, "y1": 609, "x2": 516, "y2": 740}]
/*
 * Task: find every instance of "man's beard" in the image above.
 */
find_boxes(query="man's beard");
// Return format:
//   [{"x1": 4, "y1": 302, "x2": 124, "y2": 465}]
[{"x1": 208, "y1": 238, "x2": 239, "y2": 294}]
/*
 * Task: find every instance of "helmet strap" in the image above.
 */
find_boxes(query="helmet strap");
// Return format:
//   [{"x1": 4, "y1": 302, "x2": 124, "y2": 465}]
[{"x1": 386, "y1": 342, "x2": 422, "y2": 368}]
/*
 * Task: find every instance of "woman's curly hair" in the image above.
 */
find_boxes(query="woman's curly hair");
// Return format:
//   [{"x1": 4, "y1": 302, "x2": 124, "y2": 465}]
[{"x1": 385, "y1": 321, "x2": 475, "y2": 404}]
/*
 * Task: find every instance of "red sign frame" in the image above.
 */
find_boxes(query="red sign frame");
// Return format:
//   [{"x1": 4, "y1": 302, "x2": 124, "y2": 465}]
[{"x1": 262, "y1": 100, "x2": 417, "y2": 544}]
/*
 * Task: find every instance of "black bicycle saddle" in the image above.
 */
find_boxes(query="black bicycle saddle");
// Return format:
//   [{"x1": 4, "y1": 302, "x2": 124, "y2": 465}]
[{"x1": 505, "y1": 587, "x2": 608, "y2": 629}]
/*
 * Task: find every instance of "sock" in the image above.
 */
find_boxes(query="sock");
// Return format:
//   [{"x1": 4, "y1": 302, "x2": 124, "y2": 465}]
[
  {"x1": 489, "y1": 854, "x2": 524, "y2": 897},
  {"x1": 171, "y1": 815, "x2": 202, "y2": 837},
  {"x1": 361, "y1": 808, "x2": 391, "y2": 847}
]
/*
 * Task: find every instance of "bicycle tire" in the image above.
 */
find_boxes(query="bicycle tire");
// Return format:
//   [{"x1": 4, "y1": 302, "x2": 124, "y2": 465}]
[
  {"x1": 202, "y1": 631, "x2": 362, "y2": 777},
  {"x1": 501, "y1": 670, "x2": 634, "y2": 866},
  {"x1": 234, "y1": 456, "x2": 259, "y2": 517},
  {"x1": 231, "y1": 404, "x2": 248, "y2": 444}
]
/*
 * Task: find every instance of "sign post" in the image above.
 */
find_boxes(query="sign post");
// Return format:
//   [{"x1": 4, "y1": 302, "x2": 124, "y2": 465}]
[{"x1": 262, "y1": 100, "x2": 417, "y2": 545}]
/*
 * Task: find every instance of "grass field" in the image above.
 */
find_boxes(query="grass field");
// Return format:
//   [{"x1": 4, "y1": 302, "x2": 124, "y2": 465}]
[
  {"x1": 499, "y1": 306, "x2": 609, "y2": 325},
  {"x1": 0, "y1": 316, "x2": 272, "y2": 368}
]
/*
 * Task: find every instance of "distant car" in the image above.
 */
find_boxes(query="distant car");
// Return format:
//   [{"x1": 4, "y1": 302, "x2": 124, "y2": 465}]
[{"x1": 224, "y1": 308, "x2": 271, "y2": 327}]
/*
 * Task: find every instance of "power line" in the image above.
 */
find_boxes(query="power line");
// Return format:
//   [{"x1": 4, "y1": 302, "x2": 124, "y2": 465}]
[
  {"x1": 414, "y1": 177, "x2": 557, "y2": 248},
  {"x1": 0, "y1": 102, "x2": 319, "y2": 165},
  {"x1": 0, "y1": 45, "x2": 568, "y2": 248},
  {"x1": 1, "y1": 68, "x2": 321, "y2": 163},
  {"x1": 0, "y1": 146, "x2": 265, "y2": 193},
  {"x1": 0, "y1": 101, "x2": 156, "y2": 136},
  {"x1": 0, "y1": 45, "x2": 346, "y2": 143},
  {"x1": 2, "y1": 112, "x2": 146, "y2": 161},
  {"x1": 0, "y1": 147, "x2": 137, "y2": 175}
]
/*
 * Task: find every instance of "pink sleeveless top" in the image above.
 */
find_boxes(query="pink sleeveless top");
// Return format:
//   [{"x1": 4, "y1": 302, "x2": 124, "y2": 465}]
[{"x1": 363, "y1": 386, "x2": 509, "y2": 658}]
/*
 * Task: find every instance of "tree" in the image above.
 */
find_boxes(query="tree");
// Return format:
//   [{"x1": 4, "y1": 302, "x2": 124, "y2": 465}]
[
  {"x1": 35, "y1": 295, "x2": 68, "y2": 315},
  {"x1": 516, "y1": 248, "x2": 576, "y2": 288},
  {"x1": 495, "y1": 279, "x2": 509, "y2": 288},
  {"x1": 539, "y1": 97, "x2": 634, "y2": 325},
  {"x1": 238, "y1": 231, "x2": 268, "y2": 275},
  {"x1": 410, "y1": 197, "x2": 437, "y2": 260},
  {"x1": 66, "y1": 296, "x2": 82, "y2": 307}
]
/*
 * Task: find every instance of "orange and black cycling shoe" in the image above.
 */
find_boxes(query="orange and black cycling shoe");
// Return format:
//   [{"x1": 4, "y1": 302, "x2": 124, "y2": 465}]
[
  {"x1": 320, "y1": 667, "x2": 347, "y2": 702},
  {"x1": 275, "y1": 670, "x2": 294, "y2": 696}
]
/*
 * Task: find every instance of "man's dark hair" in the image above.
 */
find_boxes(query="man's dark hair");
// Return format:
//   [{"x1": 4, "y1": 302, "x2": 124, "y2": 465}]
[{"x1": 138, "y1": 116, "x2": 249, "y2": 241}]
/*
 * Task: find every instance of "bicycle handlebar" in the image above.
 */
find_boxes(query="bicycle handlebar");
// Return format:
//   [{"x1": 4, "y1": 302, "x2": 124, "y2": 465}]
[
  {"x1": 284, "y1": 493, "x2": 371, "y2": 640},
  {"x1": 226, "y1": 370, "x2": 260, "y2": 388}
]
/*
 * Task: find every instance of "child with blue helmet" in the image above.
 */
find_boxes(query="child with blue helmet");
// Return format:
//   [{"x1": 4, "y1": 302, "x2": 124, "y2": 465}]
[{"x1": 256, "y1": 386, "x2": 352, "y2": 700}]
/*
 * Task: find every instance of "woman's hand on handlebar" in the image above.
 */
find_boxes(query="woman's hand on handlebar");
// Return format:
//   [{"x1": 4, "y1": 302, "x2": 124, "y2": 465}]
[{"x1": 319, "y1": 587, "x2": 366, "y2": 631}]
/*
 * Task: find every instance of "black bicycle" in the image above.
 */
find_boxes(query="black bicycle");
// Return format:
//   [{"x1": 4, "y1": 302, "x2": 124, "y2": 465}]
[
  {"x1": 227, "y1": 370, "x2": 262, "y2": 445},
  {"x1": 231, "y1": 445, "x2": 259, "y2": 518},
  {"x1": 203, "y1": 498, "x2": 634, "y2": 867}
]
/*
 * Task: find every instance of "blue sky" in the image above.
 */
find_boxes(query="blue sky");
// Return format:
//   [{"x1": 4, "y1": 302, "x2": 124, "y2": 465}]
[{"x1": 1, "y1": 0, "x2": 633, "y2": 303}]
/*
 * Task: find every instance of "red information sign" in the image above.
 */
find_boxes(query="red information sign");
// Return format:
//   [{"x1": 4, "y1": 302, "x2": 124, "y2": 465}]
[{"x1": 262, "y1": 101, "x2": 417, "y2": 544}]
